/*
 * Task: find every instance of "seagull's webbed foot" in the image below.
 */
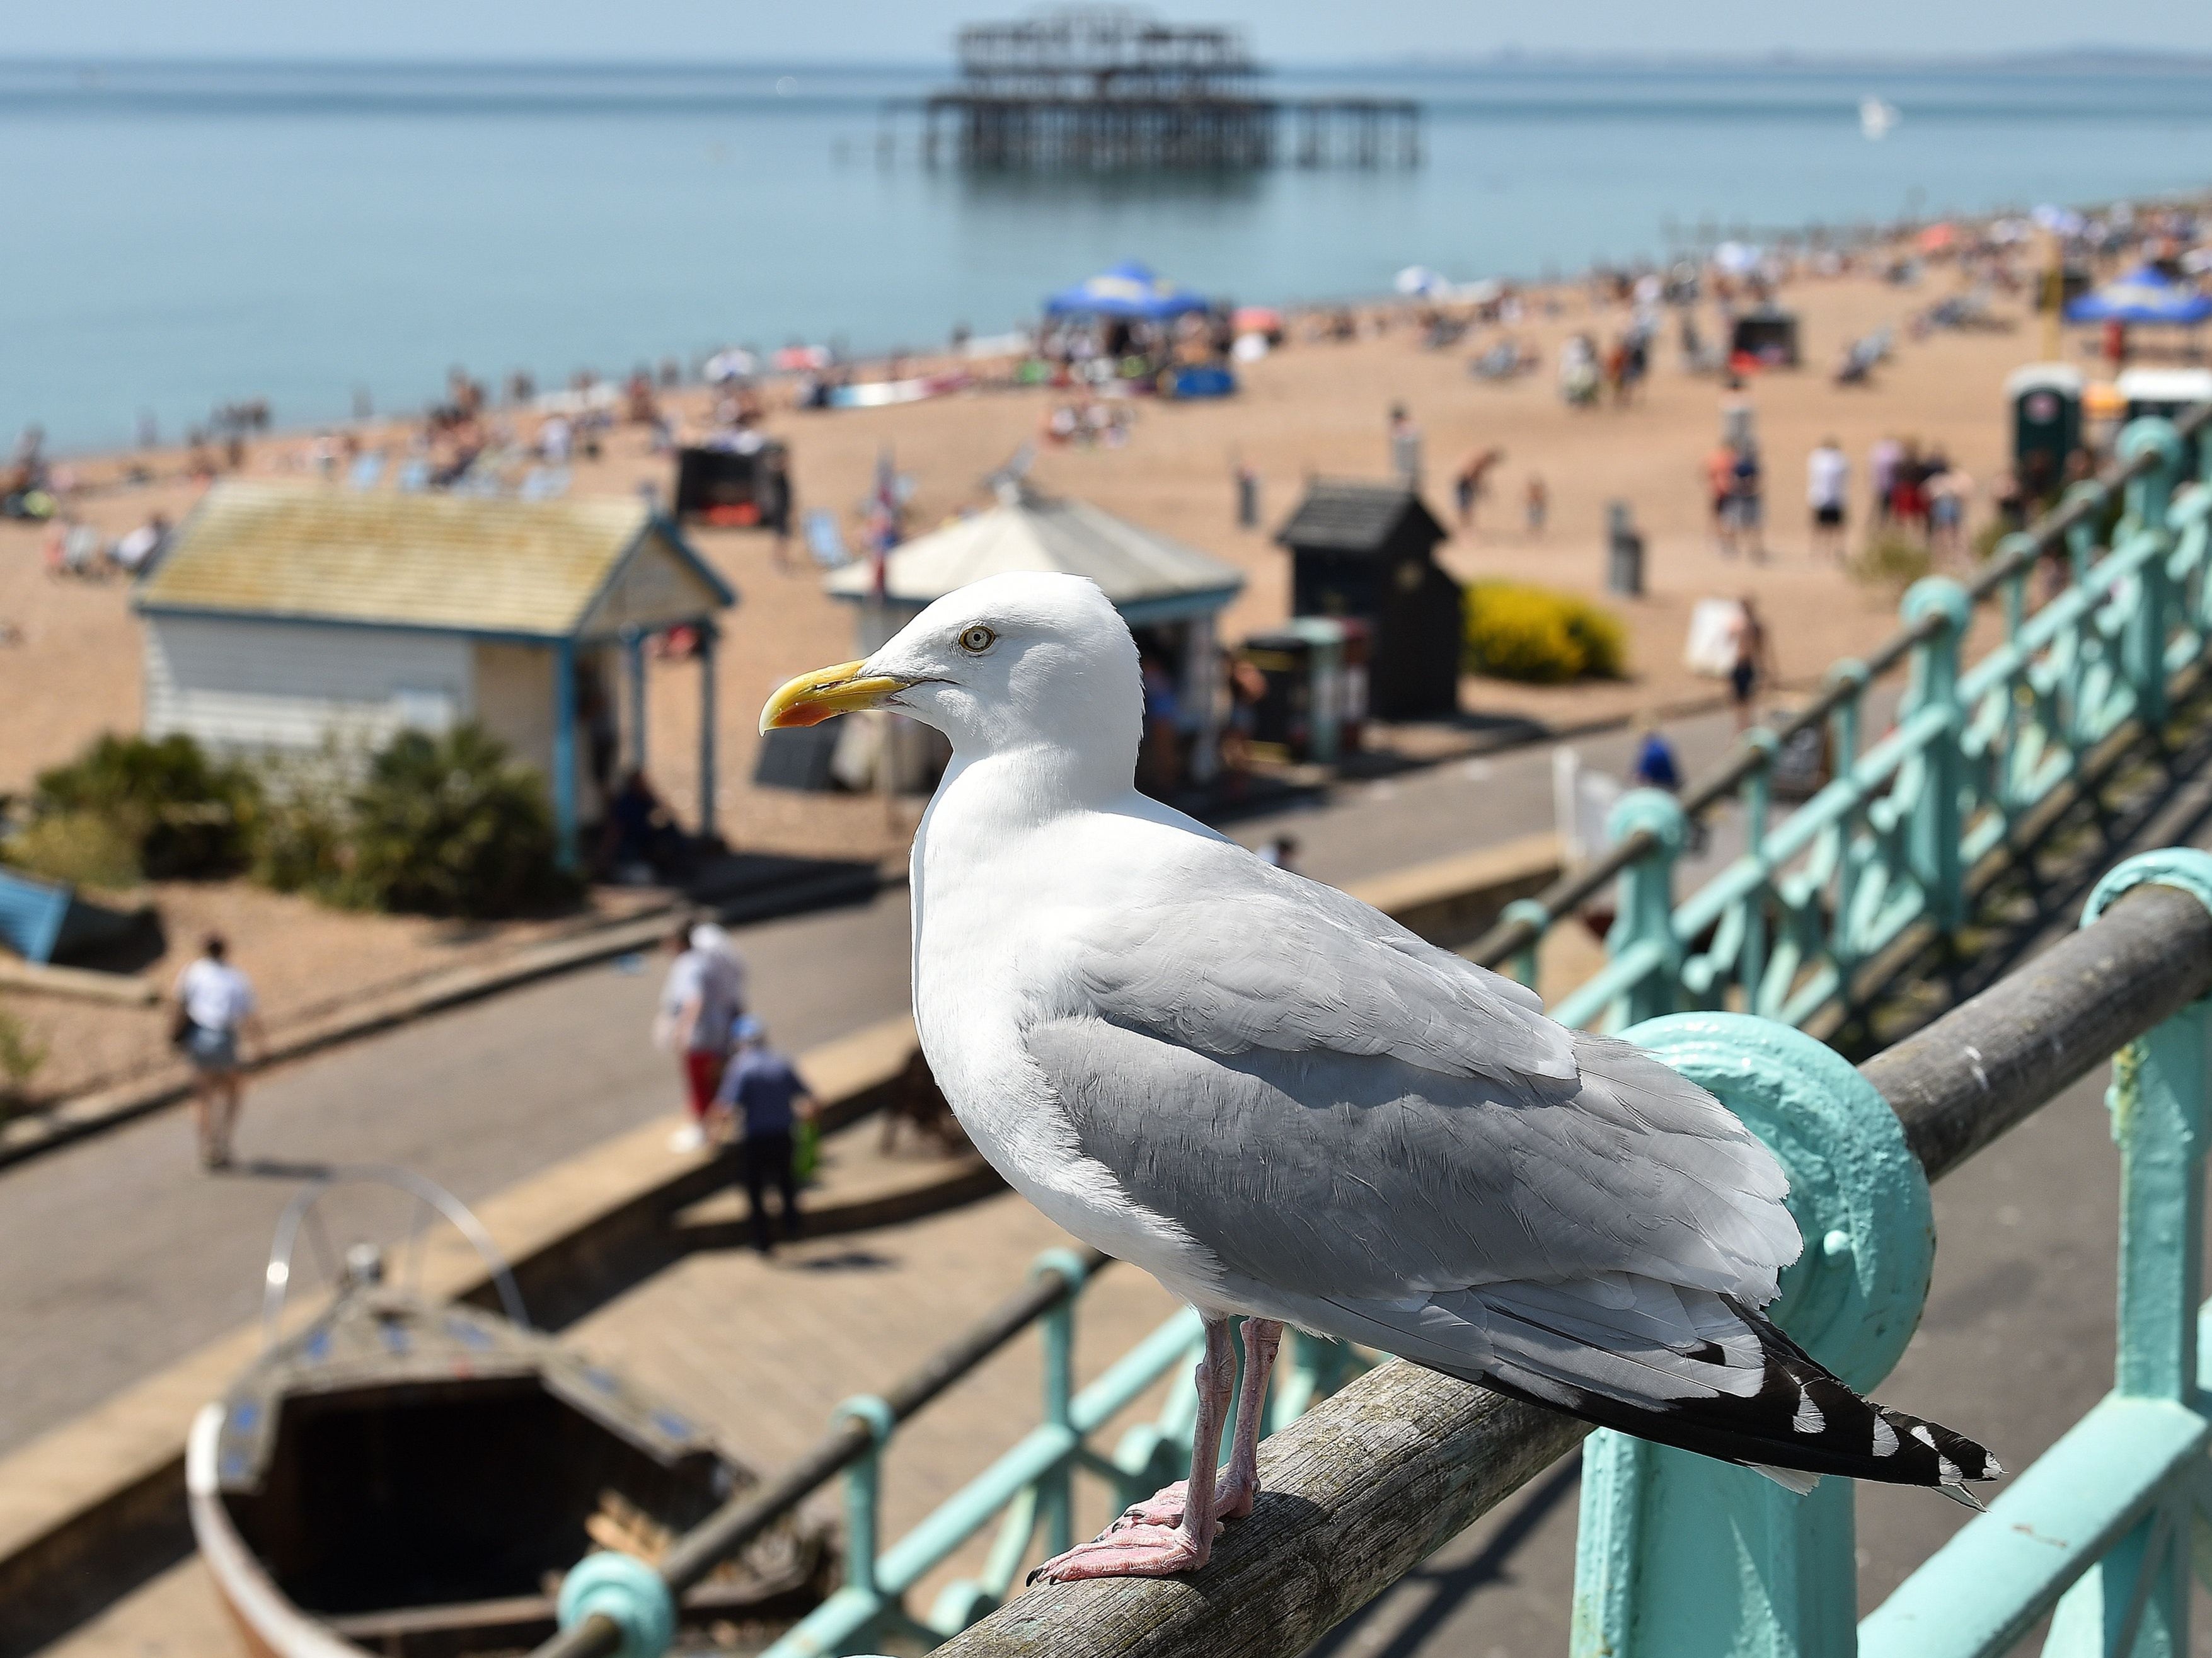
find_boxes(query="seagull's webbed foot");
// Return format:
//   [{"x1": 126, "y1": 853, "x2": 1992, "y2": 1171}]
[
  {"x1": 1028, "y1": 1519, "x2": 1212, "y2": 1582},
  {"x1": 1106, "y1": 1317, "x2": 1284, "y2": 1534},
  {"x1": 1107, "y1": 1478, "x2": 1194, "y2": 1532},
  {"x1": 1103, "y1": 1463, "x2": 1257, "y2": 1533},
  {"x1": 1028, "y1": 1313, "x2": 1247, "y2": 1585}
]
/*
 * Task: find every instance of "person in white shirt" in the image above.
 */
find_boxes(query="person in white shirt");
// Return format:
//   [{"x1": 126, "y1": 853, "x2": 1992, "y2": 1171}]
[
  {"x1": 655, "y1": 920, "x2": 749, "y2": 1153},
  {"x1": 1807, "y1": 438, "x2": 1850, "y2": 562},
  {"x1": 172, "y1": 934, "x2": 263, "y2": 1170}
]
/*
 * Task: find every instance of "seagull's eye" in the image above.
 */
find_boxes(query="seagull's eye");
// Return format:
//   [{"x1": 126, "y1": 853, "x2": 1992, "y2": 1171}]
[{"x1": 957, "y1": 625, "x2": 998, "y2": 655}]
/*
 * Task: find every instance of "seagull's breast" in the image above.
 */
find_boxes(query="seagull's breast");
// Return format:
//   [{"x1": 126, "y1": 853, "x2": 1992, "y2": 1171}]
[{"x1": 910, "y1": 797, "x2": 1226, "y2": 1303}]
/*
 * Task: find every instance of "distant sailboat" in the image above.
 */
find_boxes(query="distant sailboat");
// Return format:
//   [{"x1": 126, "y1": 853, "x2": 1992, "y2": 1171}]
[{"x1": 1860, "y1": 98, "x2": 1901, "y2": 141}]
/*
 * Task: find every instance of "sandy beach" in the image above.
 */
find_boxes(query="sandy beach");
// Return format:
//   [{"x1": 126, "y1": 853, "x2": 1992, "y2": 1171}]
[
  {"x1": 0, "y1": 246, "x2": 2078, "y2": 1103},
  {"x1": 3, "y1": 258, "x2": 2051, "y2": 850}
]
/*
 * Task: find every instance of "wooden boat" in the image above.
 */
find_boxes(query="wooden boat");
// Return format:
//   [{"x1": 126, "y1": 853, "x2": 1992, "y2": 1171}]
[{"x1": 190, "y1": 1175, "x2": 830, "y2": 1658}]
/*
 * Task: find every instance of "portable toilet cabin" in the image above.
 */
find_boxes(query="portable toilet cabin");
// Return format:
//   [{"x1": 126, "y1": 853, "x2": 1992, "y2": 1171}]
[
  {"x1": 2005, "y1": 363, "x2": 2085, "y2": 502},
  {"x1": 1275, "y1": 480, "x2": 1460, "y2": 722}
]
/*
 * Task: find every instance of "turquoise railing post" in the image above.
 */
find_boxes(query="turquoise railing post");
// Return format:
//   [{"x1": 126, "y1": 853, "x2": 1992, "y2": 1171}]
[
  {"x1": 832, "y1": 1395, "x2": 895, "y2": 1628},
  {"x1": 2117, "y1": 420, "x2": 2186, "y2": 734},
  {"x1": 1500, "y1": 896, "x2": 1550, "y2": 991},
  {"x1": 2039, "y1": 851, "x2": 2212, "y2": 1657},
  {"x1": 1900, "y1": 577, "x2": 1973, "y2": 931},
  {"x1": 1570, "y1": 1011, "x2": 1935, "y2": 1658},
  {"x1": 1028, "y1": 1250, "x2": 1088, "y2": 1560},
  {"x1": 1826, "y1": 659, "x2": 1869, "y2": 979},
  {"x1": 1741, "y1": 728, "x2": 1776, "y2": 1013},
  {"x1": 1605, "y1": 790, "x2": 1688, "y2": 1025}
]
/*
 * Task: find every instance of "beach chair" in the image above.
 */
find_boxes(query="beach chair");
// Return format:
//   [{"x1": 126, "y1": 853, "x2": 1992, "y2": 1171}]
[{"x1": 804, "y1": 509, "x2": 850, "y2": 569}]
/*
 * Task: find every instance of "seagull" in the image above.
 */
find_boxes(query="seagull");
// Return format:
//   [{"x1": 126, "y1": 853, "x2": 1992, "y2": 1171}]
[{"x1": 761, "y1": 572, "x2": 1996, "y2": 1582}]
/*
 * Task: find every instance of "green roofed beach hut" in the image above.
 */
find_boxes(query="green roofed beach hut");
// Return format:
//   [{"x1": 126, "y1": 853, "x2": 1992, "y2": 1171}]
[
  {"x1": 822, "y1": 480, "x2": 1243, "y2": 784},
  {"x1": 132, "y1": 482, "x2": 737, "y2": 860}
]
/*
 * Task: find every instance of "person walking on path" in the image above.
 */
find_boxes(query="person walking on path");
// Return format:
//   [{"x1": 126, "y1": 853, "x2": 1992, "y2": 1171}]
[
  {"x1": 1807, "y1": 437, "x2": 1850, "y2": 562},
  {"x1": 1704, "y1": 442, "x2": 1740, "y2": 555},
  {"x1": 656, "y1": 920, "x2": 747, "y2": 1154},
  {"x1": 1868, "y1": 435, "x2": 1903, "y2": 531},
  {"x1": 1387, "y1": 404, "x2": 1424, "y2": 488},
  {"x1": 1728, "y1": 445, "x2": 1767, "y2": 562},
  {"x1": 1452, "y1": 447, "x2": 1506, "y2": 531},
  {"x1": 173, "y1": 934, "x2": 263, "y2": 1170},
  {"x1": 713, "y1": 1016, "x2": 817, "y2": 1254},
  {"x1": 1727, "y1": 594, "x2": 1775, "y2": 732}
]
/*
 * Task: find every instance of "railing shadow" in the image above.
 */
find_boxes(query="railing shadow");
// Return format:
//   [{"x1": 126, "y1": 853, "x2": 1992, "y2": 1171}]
[{"x1": 1299, "y1": 1454, "x2": 1582, "y2": 1658}]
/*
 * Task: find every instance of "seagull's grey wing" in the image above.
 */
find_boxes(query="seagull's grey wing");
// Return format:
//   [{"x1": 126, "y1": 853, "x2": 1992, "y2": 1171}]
[
  {"x1": 1026, "y1": 1018, "x2": 1797, "y2": 1304},
  {"x1": 1069, "y1": 853, "x2": 1577, "y2": 1093}
]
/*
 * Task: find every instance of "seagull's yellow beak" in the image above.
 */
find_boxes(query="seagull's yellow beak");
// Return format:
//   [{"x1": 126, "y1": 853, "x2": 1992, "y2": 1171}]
[{"x1": 759, "y1": 660, "x2": 906, "y2": 733}]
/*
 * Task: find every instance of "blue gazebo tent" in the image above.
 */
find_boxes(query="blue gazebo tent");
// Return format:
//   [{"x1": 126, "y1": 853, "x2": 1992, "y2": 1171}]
[
  {"x1": 1044, "y1": 261, "x2": 1210, "y2": 321},
  {"x1": 2064, "y1": 266, "x2": 2212, "y2": 326}
]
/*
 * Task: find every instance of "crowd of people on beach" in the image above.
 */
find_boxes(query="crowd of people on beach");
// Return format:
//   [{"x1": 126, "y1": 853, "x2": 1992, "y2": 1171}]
[
  {"x1": 40, "y1": 510, "x2": 170, "y2": 580},
  {"x1": 1696, "y1": 429, "x2": 1988, "y2": 567}
]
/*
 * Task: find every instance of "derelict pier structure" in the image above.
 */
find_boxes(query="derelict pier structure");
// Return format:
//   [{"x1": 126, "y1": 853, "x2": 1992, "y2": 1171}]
[{"x1": 891, "y1": 9, "x2": 1421, "y2": 171}]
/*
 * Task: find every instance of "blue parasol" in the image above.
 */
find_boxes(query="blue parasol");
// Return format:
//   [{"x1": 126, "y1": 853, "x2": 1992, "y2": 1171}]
[
  {"x1": 1044, "y1": 260, "x2": 1211, "y2": 321},
  {"x1": 2065, "y1": 265, "x2": 2212, "y2": 326}
]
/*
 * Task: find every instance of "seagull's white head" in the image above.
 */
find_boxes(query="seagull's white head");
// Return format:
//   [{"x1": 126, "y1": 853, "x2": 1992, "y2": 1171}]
[{"x1": 760, "y1": 572, "x2": 1142, "y2": 789}]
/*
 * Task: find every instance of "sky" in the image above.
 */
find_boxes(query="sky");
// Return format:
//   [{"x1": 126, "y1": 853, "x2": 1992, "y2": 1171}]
[{"x1": 16, "y1": 1, "x2": 2212, "y2": 65}]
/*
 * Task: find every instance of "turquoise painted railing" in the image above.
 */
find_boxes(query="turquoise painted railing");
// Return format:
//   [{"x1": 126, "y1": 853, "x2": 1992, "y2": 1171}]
[
  {"x1": 1574, "y1": 848, "x2": 2212, "y2": 1657},
  {"x1": 910, "y1": 849, "x2": 2212, "y2": 1657},
  {"x1": 760, "y1": 1260, "x2": 1371, "y2": 1657},
  {"x1": 1479, "y1": 405, "x2": 2212, "y2": 1029}
]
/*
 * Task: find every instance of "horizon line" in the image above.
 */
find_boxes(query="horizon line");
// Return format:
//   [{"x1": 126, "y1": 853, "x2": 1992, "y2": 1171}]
[{"x1": 6, "y1": 44, "x2": 2212, "y2": 74}]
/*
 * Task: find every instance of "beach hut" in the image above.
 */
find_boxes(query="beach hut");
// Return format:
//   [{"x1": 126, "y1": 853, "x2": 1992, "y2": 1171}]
[
  {"x1": 133, "y1": 482, "x2": 735, "y2": 861},
  {"x1": 1275, "y1": 480, "x2": 1461, "y2": 722},
  {"x1": 672, "y1": 439, "x2": 789, "y2": 527},
  {"x1": 819, "y1": 481, "x2": 1243, "y2": 783},
  {"x1": 1729, "y1": 306, "x2": 1801, "y2": 369}
]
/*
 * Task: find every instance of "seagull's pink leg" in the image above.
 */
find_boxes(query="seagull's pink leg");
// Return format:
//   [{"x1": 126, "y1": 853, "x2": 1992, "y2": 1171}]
[
  {"x1": 1030, "y1": 1316, "x2": 1236, "y2": 1582},
  {"x1": 1107, "y1": 1317, "x2": 1284, "y2": 1530},
  {"x1": 1211, "y1": 1318, "x2": 1283, "y2": 1521}
]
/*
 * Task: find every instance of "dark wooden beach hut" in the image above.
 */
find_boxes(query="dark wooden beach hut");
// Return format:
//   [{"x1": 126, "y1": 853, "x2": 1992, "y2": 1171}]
[{"x1": 1275, "y1": 480, "x2": 1461, "y2": 721}]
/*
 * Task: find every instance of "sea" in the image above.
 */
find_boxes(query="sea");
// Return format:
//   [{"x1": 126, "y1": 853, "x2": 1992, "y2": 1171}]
[{"x1": 8, "y1": 55, "x2": 2212, "y2": 454}]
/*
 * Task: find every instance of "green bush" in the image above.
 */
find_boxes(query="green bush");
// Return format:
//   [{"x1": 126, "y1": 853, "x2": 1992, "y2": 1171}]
[
  {"x1": 0, "y1": 1003, "x2": 45, "y2": 1114},
  {"x1": 1463, "y1": 582, "x2": 1628, "y2": 684},
  {"x1": 6, "y1": 725, "x2": 575, "y2": 921},
  {"x1": 1, "y1": 810, "x2": 146, "y2": 889},
  {"x1": 22, "y1": 733, "x2": 258, "y2": 882},
  {"x1": 345, "y1": 725, "x2": 576, "y2": 919},
  {"x1": 245, "y1": 759, "x2": 355, "y2": 899}
]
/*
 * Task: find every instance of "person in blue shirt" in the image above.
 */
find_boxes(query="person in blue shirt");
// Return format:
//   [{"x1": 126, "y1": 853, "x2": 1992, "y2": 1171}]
[
  {"x1": 713, "y1": 1016, "x2": 817, "y2": 1253},
  {"x1": 1630, "y1": 721, "x2": 1682, "y2": 793}
]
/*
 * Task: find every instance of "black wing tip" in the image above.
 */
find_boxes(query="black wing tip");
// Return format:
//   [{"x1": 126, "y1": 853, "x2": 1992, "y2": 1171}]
[{"x1": 1876, "y1": 1405, "x2": 2002, "y2": 1487}]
